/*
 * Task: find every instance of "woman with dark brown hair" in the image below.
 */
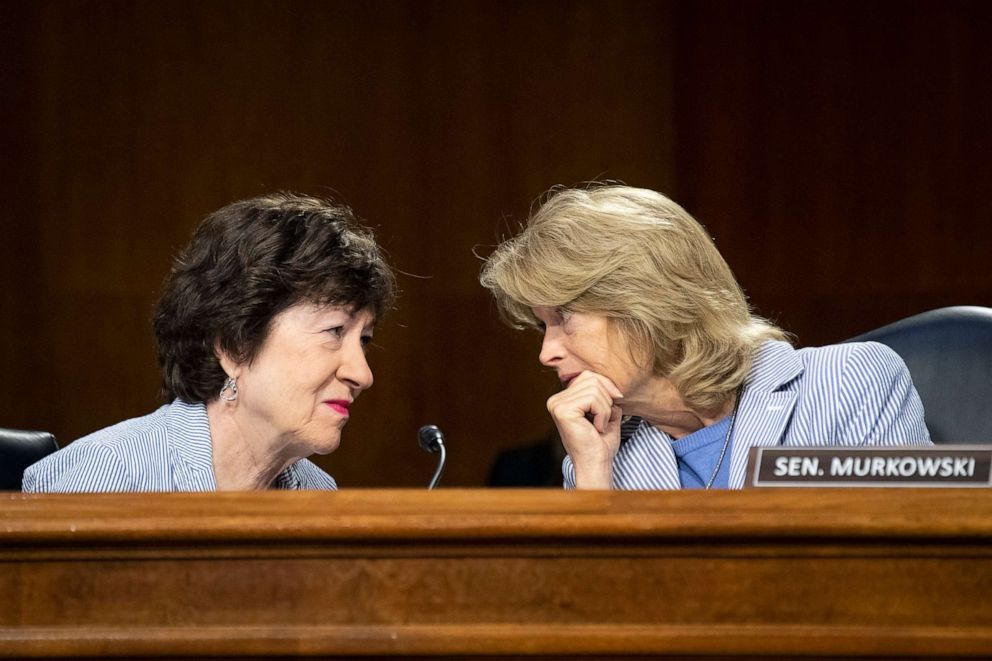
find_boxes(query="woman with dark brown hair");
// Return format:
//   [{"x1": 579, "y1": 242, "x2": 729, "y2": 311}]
[{"x1": 24, "y1": 193, "x2": 394, "y2": 492}]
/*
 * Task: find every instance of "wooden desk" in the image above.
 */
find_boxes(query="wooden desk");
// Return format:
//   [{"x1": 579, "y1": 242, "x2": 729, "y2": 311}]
[{"x1": 2, "y1": 489, "x2": 991, "y2": 659}]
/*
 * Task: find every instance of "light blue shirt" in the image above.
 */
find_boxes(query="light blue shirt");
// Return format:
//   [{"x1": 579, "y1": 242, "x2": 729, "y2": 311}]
[
  {"x1": 22, "y1": 399, "x2": 337, "y2": 493},
  {"x1": 671, "y1": 415, "x2": 733, "y2": 489},
  {"x1": 564, "y1": 340, "x2": 933, "y2": 490}
]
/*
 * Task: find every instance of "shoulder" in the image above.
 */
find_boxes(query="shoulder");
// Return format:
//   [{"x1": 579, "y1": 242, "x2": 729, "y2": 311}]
[
  {"x1": 22, "y1": 404, "x2": 174, "y2": 493},
  {"x1": 795, "y1": 341, "x2": 909, "y2": 388},
  {"x1": 281, "y1": 458, "x2": 338, "y2": 490},
  {"x1": 791, "y1": 342, "x2": 929, "y2": 445}
]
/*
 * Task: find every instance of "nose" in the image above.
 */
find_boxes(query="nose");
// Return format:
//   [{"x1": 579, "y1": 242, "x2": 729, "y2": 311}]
[
  {"x1": 339, "y1": 341, "x2": 374, "y2": 392},
  {"x1": 538, "y1": 327, "x2": 564, "y2": 367}
]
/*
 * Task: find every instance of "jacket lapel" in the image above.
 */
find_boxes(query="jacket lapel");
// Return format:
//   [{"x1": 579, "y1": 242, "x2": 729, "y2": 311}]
[
  {"x1": 165, "y1": 400, "x2": 218, "y2": 491},
  {"x1": 615, "y1": 421, "x2": 682, "y2": 490},
  {"x1": 727, "y1": 341, "x2": 803, "y2": 488}
]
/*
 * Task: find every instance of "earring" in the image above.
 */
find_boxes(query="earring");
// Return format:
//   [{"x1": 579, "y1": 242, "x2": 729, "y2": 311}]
[{"x1": 219, "y1": 376, "x2": 238, "y2": 401}]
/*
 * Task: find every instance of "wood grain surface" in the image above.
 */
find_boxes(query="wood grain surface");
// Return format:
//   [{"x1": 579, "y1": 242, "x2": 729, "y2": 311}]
[{"x1": 3, "y1": 489, "x2": 991, "y2": 658}]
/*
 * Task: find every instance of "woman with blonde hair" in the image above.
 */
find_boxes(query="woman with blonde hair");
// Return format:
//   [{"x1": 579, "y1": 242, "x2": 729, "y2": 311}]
[{"x1": 481, "y1": 185, "x2": 931, "y2": 489}]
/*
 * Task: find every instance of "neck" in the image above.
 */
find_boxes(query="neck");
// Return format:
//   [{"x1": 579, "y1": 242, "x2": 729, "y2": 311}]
[
  {"x1": 205, "y1": 400, "x2": 300, "y2": 490},
  {"x1": 622, "y1": 376, "x2": 737, "y2": 440}
]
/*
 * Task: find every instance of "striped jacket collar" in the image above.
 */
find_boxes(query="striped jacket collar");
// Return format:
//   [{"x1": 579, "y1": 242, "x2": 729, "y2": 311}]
[
  {"x1": 163, "y1": 400, "x2": 218, "y2": 491},
  {"x1": 727, "y1": 340, "x2": 804, "y2": 488},
  {"x1": 617, "y1": 340, "x2": 804, "y2": 490},
  {"x1": 162, "y1": 399, "x2": 308, "y2": 491}
]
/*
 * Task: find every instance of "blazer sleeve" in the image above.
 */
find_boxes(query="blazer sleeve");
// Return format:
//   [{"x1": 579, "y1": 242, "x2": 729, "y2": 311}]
[
  {"x1": 835, "y1": 342, "x2": 932, "y2": 446},
  {"x1": 22, "y1": 443, "x2": 136, "y2": 493},
  {"x1": 561, "y1": 455, "x2": 576, "y2": 489}
]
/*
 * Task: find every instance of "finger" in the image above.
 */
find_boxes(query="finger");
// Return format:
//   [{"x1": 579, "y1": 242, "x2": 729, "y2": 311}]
[
  {"x1": 588, "y1": 391, "x2": 619, "y2": 430},
  {"x1": 605, "y1": 405, "x2": 623, "y2": 435},
  {"x1": 599, "y1": 377, "x2": 625, "y2": 401},
  {"x1": 609, "y1": 404, "x2": 622, "y2": 424},
  {"x1": 549, "y1": 383, "x2": 617, "y2": 421},
  {"x1": 566, "y1": 375, "x2": 623, "y2": 408},
  {"x1": 572, "y1": 370, "x2": 624, "y2": 400},
  {"x1": 592, "y1": 409, "x2": 608, "y2": 434},
  {"x1": 591, "y1": 394, "x2": 624, "y2": 434}
]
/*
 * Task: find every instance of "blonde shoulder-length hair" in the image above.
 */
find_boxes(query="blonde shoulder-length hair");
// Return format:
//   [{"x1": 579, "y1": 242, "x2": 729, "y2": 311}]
[{"x1": 480, "y1": 185, "x2": 788, "y2": 411}]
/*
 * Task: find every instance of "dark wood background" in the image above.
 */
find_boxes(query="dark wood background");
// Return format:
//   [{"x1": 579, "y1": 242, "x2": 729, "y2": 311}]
[{"x1": 2, "y1": 1, "x2": 990, "y2": 487}]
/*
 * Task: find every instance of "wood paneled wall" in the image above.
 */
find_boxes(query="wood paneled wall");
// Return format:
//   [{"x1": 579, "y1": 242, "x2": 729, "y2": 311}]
[
  {"x1": 673, "y1": 1, "x2": 992, "y2": 344},
  {"x1": 1, "y1": 1, "x2": 989, "y2": 487}
]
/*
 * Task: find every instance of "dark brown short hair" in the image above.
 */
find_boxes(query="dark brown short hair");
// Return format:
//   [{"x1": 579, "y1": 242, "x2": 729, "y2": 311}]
[{"x1": 154, "y1": 193, "x2": 395, "y2": 403}]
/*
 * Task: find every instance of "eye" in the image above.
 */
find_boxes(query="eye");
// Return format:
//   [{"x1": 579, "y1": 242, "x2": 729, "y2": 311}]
[
  {"x1": 324, "y1": 326, "x2": 345, "y2": 338},
  {"x1": 361, "y1": 334, "x2": 373, "y2": 347}
]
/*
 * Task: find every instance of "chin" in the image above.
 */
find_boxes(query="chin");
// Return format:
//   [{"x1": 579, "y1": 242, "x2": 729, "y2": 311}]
[
  {"x1": 309, "y1": 437, "x2": 342, "y2": 456},
  {"x1": 297, "y1": 426, "x2": 343, "y2": 456}
]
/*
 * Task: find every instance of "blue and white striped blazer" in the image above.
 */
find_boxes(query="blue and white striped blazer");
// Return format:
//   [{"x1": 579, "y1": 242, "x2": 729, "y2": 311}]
[
  {"x1": 563, "y1": 340, "x2": 932, "y2": 490},
  {"x1": 22, "y1": 399, "x2": 337, "y2": 492}
]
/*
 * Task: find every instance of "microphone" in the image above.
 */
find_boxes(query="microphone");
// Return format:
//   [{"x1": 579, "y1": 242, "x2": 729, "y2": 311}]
[{"x1": 417, "y1": 424, "x2": 447, "y2": 490}]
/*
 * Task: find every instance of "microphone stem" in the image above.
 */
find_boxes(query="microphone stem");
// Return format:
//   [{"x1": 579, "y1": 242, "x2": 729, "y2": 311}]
[{"x1": 427, "y1": 442, "x2": 446, "y2": 490}]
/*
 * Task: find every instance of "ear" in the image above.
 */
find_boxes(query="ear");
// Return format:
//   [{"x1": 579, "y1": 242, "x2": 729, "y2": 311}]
[{"x1": 214, "y1": 340, "x2": 241, "y2": 379}]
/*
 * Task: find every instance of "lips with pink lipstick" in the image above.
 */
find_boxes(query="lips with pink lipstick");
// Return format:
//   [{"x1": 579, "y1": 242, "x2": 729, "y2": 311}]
[
  {"x1": 559, "y1": 373, "x2": 580, "y2": 388},
  {"x1": 324, "y1": 399, "x2": 351, "y2": 416}
]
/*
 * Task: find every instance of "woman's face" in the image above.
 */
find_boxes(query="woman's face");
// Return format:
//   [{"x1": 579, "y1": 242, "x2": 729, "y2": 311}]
[
  {"x1": 230, "y1": 303, "x2": 375, "y2": 455},
  {"x1": 533, "y1": 307, "x2": 650, "y2": 396}
]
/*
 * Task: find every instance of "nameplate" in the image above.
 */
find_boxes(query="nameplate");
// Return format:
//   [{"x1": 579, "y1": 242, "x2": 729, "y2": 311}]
[{"x1": 746, "y1": 446, "x2": 992, "y2": 488}]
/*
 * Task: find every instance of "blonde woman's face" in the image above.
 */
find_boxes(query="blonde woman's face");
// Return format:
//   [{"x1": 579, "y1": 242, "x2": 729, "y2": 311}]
[{"x1": 533, "y1": 307, "x2": 650, "y2": 395}]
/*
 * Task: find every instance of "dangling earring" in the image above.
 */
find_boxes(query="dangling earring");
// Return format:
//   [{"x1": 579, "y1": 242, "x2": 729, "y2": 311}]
[{"x1": 219, "y1": 376, "x2": 238, "y2": 402}]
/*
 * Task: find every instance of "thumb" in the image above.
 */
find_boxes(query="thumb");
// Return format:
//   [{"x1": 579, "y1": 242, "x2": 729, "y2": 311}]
[{"x1": 605, "y1": 405, "x2": 623, "y2": 436}]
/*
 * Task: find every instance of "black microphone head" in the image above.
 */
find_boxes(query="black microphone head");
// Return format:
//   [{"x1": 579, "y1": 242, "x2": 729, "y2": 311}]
[{"x1": 418, "y1": 424, "x2": 444, "y2": 453}]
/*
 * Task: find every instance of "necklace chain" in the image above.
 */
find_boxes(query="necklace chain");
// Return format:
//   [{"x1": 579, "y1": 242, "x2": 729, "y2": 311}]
[{"x1": 704, "y1": 385, "x2": 744, "y2": 490}]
